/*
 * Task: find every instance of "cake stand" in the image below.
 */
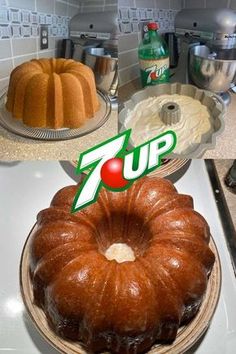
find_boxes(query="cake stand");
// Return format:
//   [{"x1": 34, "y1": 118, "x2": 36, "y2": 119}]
[{"x1": 0, "y1": 89, "x2": 111, "y2": 141}]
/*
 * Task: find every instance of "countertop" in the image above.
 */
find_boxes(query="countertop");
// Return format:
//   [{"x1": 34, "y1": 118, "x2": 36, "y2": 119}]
[
  {"x1": 214, "y1": 159, "x2": 236, "y2": 231},
  {"x1": 0, "y1": 108, "x2": 117, "y2": 161},
  {"x1": 119, "y1": 79, "x2": 236, "y2": 159}
]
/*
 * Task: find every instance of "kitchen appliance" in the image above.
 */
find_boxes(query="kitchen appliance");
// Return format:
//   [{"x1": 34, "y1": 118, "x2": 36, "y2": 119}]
[
  {"x1": 174, "y1": 8, "x2": 236, "y2": 104},
  {"x1": 85, "y1": 47, "x2": 118, "y2": 97},
  {"x1": 225, "y1": 160, "x2": 236, "y2": 193},
  {"x1": 62, "y1": 11, "x2": 118, "y2": 98},
  {"x1": 164, "y1": 32, "x2": 179, "y2": 68}
]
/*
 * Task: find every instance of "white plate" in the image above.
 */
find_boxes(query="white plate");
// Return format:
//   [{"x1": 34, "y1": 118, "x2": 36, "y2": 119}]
[
  {"x1": 0, "y1": 90, "x2": 111, "y2": 141},
  {"x1": 0, "y1": 160, "x2": 236, "y2": 353}
]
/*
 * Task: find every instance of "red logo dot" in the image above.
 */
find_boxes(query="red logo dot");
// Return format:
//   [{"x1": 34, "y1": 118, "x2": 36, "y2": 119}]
[
  {"x1": 101, "y1": 158, "x2": 129, "y2": 189},
  {"x1": 150, "y1": 72, "x2": 158, "y2": 80}
]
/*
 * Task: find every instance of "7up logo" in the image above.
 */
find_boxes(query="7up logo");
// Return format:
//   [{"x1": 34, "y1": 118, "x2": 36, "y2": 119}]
[
  {"x1": 72, "y1": 129, "x2": 177, "y2": 213},
  {"x1": 146, "y1": 64, "x2": 168, "y2": 83}
]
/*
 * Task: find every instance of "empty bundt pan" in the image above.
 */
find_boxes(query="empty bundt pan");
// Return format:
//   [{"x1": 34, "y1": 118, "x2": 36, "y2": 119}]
[{"x1": 119, "y1": 83, "x2": 226, "y2": 158}]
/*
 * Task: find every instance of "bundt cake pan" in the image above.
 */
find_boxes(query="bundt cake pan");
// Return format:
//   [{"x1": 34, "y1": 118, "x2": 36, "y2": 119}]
[
  {"x1": 119, "y1": 83, "x2": 226, "y2": 158},
  {"x1": 0, "y1": 89, "x2": 111, "y2": 141},
  {"x1": 20, "y1": 224, "x2": 221, "y2": 354}
]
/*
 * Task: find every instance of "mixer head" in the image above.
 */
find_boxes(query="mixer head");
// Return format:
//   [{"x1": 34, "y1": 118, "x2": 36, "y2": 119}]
[{"x1": 175, "y1": 8, "x2": 236, "y2": 50}]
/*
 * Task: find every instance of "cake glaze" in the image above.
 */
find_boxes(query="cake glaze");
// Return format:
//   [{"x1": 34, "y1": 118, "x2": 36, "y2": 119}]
[
  {"x1": 125, "y1": 94, "x2": 213, "y2": 155},
  {"x1": 29, "y1": 176, "x2": 215, "y2": 354},
  {"x1": 6, "y1": 58, "x2": 100, "y2": 129}
]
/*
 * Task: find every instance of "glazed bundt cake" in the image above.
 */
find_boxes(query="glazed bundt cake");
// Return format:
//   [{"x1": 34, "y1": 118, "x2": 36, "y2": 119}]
[
  {"x1": 29, "y1": 176, "x2": 215, "y2": 354},
  {"x1": 6, "y1": 58, "x2": 100, "y2": 129}
]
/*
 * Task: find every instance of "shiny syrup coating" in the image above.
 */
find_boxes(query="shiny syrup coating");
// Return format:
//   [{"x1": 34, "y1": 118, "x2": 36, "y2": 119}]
[{"x1": 29, "y1": 176, "x2": 215, "y2": 354}]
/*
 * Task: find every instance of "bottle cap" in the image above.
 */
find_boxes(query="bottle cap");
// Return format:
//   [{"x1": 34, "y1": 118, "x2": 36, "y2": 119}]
[{"x1": 147, "y1": 22, "x2": 159, "y2": 30}]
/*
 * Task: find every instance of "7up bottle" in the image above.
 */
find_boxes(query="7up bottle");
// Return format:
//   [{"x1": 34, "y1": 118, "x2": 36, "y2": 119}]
[{"x1": 138, "y1": 22, "x2": 170, "y2": 87}]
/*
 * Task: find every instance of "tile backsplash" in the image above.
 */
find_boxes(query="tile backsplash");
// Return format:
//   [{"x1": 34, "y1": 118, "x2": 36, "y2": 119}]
[
  {"x1": 119, "y1": 0, "x2": 236, "y2": 86},
  {"x1": 118, "y1": 0, "x2": 182, "y2": 86},
  {"x1": 78, "y1": 0, "x2": 117, "y2": 13},
  {"x1": 183, "y1": 0, "x2": 236, "y2": 9},
  {"x1": 118, "y1": 7, "x2": 178, "y2": 34},
  {"x1": 0, "y1": 7, "x2": 69, "y2": 40},
  {"x1": 0, "y1": 0, "x2": 80, "y2": 91}
]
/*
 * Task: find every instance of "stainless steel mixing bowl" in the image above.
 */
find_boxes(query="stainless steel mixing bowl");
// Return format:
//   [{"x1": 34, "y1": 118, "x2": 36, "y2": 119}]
[
  {"x1": 85, "y1": 47, "x2": 118, "y2": 97},
  {"x1": 189, "y1": 45, "x2": 236, "y2": 93}
]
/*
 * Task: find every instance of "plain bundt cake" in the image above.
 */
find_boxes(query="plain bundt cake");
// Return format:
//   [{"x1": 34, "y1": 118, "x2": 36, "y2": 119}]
[
  {"x1": 6, "y1": 58, "x2": 100, "y2": 129},
  {"x1": 29, "y1": 176, "x2": 215, "y2": 354}
]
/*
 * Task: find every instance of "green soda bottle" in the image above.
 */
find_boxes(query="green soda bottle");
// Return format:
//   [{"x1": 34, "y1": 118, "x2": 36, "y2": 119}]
[{"x1": 138, "y1": 22, "x2": 170, "y2": 87}]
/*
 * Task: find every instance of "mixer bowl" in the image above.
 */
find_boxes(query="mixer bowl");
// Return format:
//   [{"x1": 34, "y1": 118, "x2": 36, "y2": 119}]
[
  {"x1": 85, "y1": 47, "x2": 118, "y2": 97},
  {"x1": 189, "y1": 45, "x2": 236, "y2": 93}
]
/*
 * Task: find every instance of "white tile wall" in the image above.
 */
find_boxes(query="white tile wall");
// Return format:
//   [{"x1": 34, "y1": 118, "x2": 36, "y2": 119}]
[
  {"x1": 0, "y1": 0, "x2": 80, "y2": 90},
  {"x1": 77, "y1": 0, "x2": 117, "y2": 13},
  {"x1": 183, "y1": 0, "x2": 236, "y2": 9}
]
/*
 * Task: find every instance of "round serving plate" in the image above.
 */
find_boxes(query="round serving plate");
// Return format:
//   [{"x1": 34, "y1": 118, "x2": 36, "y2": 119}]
[
  {"x1": 146, "y1": 158, "x2": 190, "y2": 180},
  {"x1": 0, "y1": 89, "x2": 111, "y2": 141},
  {"x1": 20, "y1": 225, "x2": 221, "y2": 354}
]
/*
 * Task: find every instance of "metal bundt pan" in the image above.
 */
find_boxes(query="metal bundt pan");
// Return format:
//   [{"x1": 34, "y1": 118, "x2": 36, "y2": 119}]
[{"x1": 119, "y1": 83, "x2": 226, "y2": 158}]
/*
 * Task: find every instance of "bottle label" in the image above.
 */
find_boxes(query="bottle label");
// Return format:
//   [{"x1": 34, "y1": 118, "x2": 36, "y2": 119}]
[{"x1": 139, "y1": 58, "x2": 170, "y2": 86}]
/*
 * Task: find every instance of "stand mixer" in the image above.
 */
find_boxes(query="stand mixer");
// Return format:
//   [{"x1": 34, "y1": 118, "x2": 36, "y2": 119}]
[
  {"x1": 174, "y1": 8, "x2": 236, "y2": 104},
  {"x1": 62, "y1": 11, "x2": 118, "y2": 99}
]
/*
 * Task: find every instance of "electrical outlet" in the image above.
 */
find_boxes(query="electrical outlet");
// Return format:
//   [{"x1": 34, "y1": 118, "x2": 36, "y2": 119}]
[{"x1": 40, "y1": 25, "x2": 48, "y2": 50}]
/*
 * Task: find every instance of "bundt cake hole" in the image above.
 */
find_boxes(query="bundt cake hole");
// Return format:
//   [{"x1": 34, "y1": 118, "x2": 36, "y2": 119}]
[
  {"x1": 95, "y1": 212, "x2": 154, "y2": 262},
  {"x1": 105, "y1": 243, "x2": 136, "y2": 263}
]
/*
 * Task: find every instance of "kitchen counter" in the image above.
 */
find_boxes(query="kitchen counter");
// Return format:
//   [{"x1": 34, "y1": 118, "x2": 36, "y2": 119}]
[
  {"x1": 213, "y1": 159, "x2": 236, "y2": 230},
  {"x1": 0, "y1": 109, "x2": 117, "y2": 160},
  {"x1": 119, "y1": 79, "x2": 236, "y2": 159}
]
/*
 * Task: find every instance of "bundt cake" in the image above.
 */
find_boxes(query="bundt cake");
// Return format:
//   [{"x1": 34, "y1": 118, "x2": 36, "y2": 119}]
[
  {"x1": 6, "y1": 58, "x2": 100, "y2": 129},
  {"x1": 29, "y1": 176, "x2": 215, "y2": 354}
]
